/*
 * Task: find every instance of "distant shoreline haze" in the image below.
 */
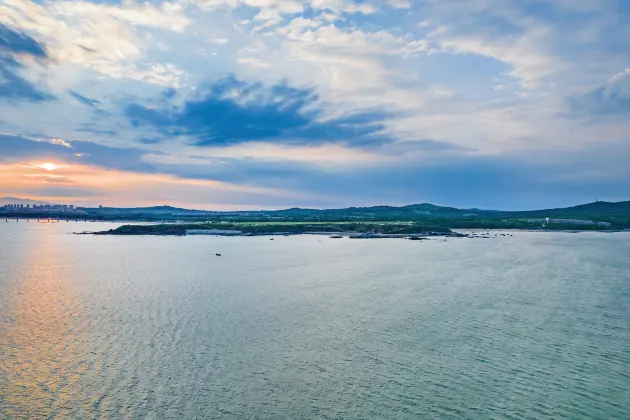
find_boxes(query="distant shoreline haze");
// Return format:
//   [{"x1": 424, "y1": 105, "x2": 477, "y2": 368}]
[{"x1": 2, "y1": 198, "x2": 629, "y2": 215}]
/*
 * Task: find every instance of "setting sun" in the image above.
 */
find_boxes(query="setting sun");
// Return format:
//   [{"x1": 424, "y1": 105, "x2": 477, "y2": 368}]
[{"x1": 38, "y1": 162, "x2": 60, "y2": 171}]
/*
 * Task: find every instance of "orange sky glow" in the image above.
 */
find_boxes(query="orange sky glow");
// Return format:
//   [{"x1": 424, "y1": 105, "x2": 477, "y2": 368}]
[{"x1": 0, "y1": 161, "x2": 311, "y2": 209}]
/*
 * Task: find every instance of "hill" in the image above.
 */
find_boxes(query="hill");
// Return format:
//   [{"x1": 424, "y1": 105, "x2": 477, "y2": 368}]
[
  {"x1": 0, "y1": 197, "x2": 56, "y2": 206},
  {"x1": 3, "y1": 199, "x2": 629, "y2": 228},
  {"x1": 499, "y1": 201, "x2": 630, "y2": 218}
]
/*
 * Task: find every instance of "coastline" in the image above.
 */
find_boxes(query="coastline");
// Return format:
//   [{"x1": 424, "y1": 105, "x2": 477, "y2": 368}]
[{"x1": 74, "y1": 226, "x2": 630, "y2": 239}]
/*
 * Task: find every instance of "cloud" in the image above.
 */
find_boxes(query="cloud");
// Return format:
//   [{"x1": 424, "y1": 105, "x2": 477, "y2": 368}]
[
  {"x1": 0, "y1": 139, "x2": 318, "y2": 208},
  {"x1": 124, "y1": 76, "x2": 392, "y2": 147},
  {"x1": 0, "y1": 23, "x2": 47, "y2": 58},
  {"x1": 49, "y1": 138, "x2": 73, "y2": 148},
  {"x1": 138, "y1": 137, "x2": 164, "y2": 145},
  {"x1": 0, "y1": 134, "x2": 153, "y2": 172},
  {"x1": 231, "y1": 15, "x2": 434, "y2": 142},
  {"x1": 423, "y1": 13, "x2": 558, "y2": 90},
  {"x1": 0, "y1": 24, "x2": 54, "y2": 102},
  {"x1": 237, "y1": 57, "x2": 269, "y2": 67},
  {"x1": 189, "y1": 0, "x2": 380, "y2": 16},
  {"x1": 48, "y1": 1, "x2": 190, "y2": 32},
  {"x1": 0, "y1": 58, "x2": 55, "y2": 102},
  {"x1": 3, "y1": 126, "x2": 629, "y2": 210},
  {"x1": 387, "y1": 0, "x2": 411, "y2": 8},
  {"x1": 68, "y1": 90, "x2": 101, "y2": 107},
  {"x1": 128, "y1": 139, "x2": 630, "y2": 209},
  {"x1": 568, "y1": 69, "x2": 630, "y2": 117},
  {"x1": 1, "y1": 1, "x2": 189, "y2": 86},
  {"x1": 24, "y1": 174, "x2": 74, "y2": 183},
  {"x1": 75, "y1": 125, "x2": 117, "y2": 136}
]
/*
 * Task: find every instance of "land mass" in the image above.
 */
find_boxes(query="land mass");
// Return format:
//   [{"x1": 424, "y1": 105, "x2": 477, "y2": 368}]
[
  {"x1": 89, "y1": 222, "x2": 461, "y2": 238},
  {"x1": 4, "y1": 200, "x2": 630, "y2": 232}
]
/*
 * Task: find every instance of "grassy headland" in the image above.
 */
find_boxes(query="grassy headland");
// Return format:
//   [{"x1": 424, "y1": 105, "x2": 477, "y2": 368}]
[{"x1": 93, "y1": 222, "x2": 454, "y2": 236}]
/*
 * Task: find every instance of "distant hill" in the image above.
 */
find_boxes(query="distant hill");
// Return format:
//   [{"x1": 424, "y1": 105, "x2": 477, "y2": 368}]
[
  {"x1": 251, "y1": 201, "x2": 630, "y2": 222},
  {"x1": 4, "y1": 199, "x2": 629, "y2": 228},
  {"x1": 271, "y1": 203, "x2": 472, "y2": 218},
  {"x1": 133, "y1": 200, "x2": 628, "y2": 219},
  {"x1": 0, "y1": 197, "x2": 56, "y2": 206},
  {"x1": 8, "y1": 199, "x2": 630, "y2": 219},
  {"x1": 494, "y1": 201, "x2": 630, "y2": 218}
]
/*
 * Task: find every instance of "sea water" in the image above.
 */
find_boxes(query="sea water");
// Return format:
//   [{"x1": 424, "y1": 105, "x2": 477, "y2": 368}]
[{"x1": 1, "y1": 222, "x2": 629, "y2": 419}]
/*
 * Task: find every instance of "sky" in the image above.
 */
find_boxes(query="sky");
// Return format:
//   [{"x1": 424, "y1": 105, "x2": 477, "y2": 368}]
[{"x1": 1, "y1": 0, "x2": 629, "y2": 210}]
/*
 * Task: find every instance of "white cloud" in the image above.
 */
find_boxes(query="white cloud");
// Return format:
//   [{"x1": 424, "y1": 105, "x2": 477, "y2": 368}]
[
  {"x1": 237, "y1": 57, "x2": 269, "y2": 67},
  {"x1": 151, "y1": 142, "x2": 387, "y2": 167},
  {"x1": 609, "y1": 68, "x2": 630, "y2": 86},
  {"x1": 49, "y1": 1, "x2": 190, "y2": 32},
  {"x1": 427, "y1": 25, "x2": 559, "y2": 89},
  {"x1": 49, "y1": 138, "x2": 73, "y2": 148},
  {"x1": 209, "y1": 38, "x2": 230, "y2": 44},
  {"x1": 0, "y1": 0, "x2": 190, "y2": 86},
  {"x1": 232, "y1": 17, "x2": 432, "y2": 120},
  {"x1": 388, "y1": 0, "x2": 411, "y2": 8},
  {"x1": 187, "y1": 0, "x2": 381, "y2": 16}
]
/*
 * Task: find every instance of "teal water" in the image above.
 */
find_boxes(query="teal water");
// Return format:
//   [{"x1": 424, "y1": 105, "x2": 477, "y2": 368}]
[{"x1": 1, "y1": 222, "x2": 629, "y2": 419}]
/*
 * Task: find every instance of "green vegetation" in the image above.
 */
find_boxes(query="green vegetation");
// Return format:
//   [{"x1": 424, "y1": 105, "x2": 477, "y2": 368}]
[
  {"x1": 98, "y1": 224, "x2": 188, "y2": 236},
  {"x1": 96, "y1": 221, "x2": 453, "y2": 236},
  {"x1": 7, "y1": 200, "x2": 630, "y2": 231}
]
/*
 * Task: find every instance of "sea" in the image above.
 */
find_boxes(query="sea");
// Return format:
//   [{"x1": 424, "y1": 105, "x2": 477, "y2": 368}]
[{"x1": 1, "y1": 221, "x2": 629, "y2": 419}]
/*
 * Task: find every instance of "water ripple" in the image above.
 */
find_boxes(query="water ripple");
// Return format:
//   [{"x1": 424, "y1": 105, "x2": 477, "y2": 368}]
[{"x1": 1, "y1": 225, "x2": 630, "y2": 419}]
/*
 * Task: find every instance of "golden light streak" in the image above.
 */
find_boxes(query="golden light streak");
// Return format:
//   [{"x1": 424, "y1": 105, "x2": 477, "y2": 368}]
[{"x1": 36, "y1": 162, "x2": 61, "y2": 171}]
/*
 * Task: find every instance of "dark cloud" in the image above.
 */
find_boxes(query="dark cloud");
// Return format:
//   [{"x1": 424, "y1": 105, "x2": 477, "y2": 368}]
[
  {"x1": 124, "y1": 76, "x2": 392, "y2": 147},
  {"x1": 0, "y1": 24, "x2": 54, "y2": 103},
  {"x1": 0, "y1": 24, "x2": 48, "y2": 58},
  {"x1": 137, "y1": 137, "x2": 164, "y2": 145},
  {"x1": 567, "y1": 83, "x2": 630, "y2": 117},
  {"x1": 0, "y1": 57, "x2": 55, "y2": 102},
  {"x1": 69, "y1": 91, "x2": 101, "y2": 107}
]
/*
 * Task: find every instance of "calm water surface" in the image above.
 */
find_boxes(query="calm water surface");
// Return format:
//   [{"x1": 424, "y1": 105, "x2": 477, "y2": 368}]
[{"x1": 1, "y1": 222, "x2": 629, "y2": 419}]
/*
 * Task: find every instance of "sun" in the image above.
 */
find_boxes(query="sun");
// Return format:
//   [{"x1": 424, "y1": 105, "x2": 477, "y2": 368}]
[{"x1": 38, "y1": 162, "x2": 60, "y2": 171}]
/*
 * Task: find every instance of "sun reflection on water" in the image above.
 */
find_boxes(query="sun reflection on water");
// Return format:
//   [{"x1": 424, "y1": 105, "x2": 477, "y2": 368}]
[{"x1": 0, "y1": 229, "x2": 92, "y2": 418}]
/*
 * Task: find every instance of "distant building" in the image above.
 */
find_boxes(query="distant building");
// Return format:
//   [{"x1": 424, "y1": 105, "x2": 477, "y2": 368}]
[{"x1": 1, "y1": 203, "x2": 81, "y2": 213}]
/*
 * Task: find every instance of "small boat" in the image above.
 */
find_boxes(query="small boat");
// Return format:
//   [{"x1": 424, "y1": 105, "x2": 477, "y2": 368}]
[{"x1": 215, "y1": 253, "x2": 222, "y2": 257}]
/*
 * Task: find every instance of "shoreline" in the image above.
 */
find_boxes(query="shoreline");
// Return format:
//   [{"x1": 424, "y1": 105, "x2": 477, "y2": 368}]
[
  {"x1": 73, "y1": 228, "x2": 630, "y2": 238},
  {"x1": 79, "y1": 230, "x2": 469, "y2": 239},
  {"x1": 3, "y1": 217, "x2": 627, "y2": 233}
]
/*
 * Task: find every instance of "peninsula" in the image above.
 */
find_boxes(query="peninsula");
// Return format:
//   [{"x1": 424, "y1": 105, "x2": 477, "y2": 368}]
[{"x1": 89, "y1": 222, "x2": 461, "y2": 238}]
